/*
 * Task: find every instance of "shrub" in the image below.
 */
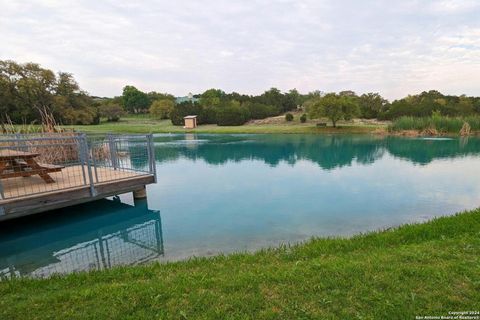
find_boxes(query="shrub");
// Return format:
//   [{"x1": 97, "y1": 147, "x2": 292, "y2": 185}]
[
  {"x1": 62, "y1": 108, "x2": 99, "y2": 125},
  {"x1": 216, "y1": 105, "x2": 250, "y2": 126},
  {"x1": 300, "y1": 113, "x2": 307, "y2": 123},
  {"x1": 200, "y1": 106, "x2": 218, "y2": 124},
  {"x1": 285, "y1": 113, "x2": 294, "y2": 121},
  {"x1": 100, "y1": 104, "x2": 125, "y2": 122},
  {"x1": 149, "y1": 99, "x2": 174, "y2": 120},
  {"x1": 245, "y1": 102, "x2": 279, "y2": 119}
]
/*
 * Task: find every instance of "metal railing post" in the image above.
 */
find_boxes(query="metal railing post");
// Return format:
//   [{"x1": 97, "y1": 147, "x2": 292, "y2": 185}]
[
  {"x1": 108, "y1": 134, "x2": 118, "y2": 170},
  {"x1": 146, "y1": 134, "x2": 152, "y2": 173},
  {"x1": 147, "y1": 134, "x2": 157, "y2": 183},
  {"x1": 78, "y1": 136, "x2": 88, "y2": 186},
  {"x1": 0, "y1": 180, "x2": 5, "y2": 201},
  {"x1": 15, "y1": 133, "x2": 27, "y2": 151},
  {"x1": 80, "y1": 134, "x2": 97, "y2": 197},
  {"x1": 90, "y1": 139, "x2": 99, "y2": 183}
]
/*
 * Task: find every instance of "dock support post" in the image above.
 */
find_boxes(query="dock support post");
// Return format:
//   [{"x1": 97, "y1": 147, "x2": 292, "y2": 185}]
[{"x1": 133, "y1": 186, "x2": 147, "y2": 199}]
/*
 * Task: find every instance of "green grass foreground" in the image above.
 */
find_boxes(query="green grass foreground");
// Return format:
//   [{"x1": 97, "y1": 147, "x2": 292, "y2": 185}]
[
  {"x1": 64, "y1": 115, "x2": 382, "y2": 134},
  {"x1": 1, "y1": 209, "x2": 479, "y2": 319}
]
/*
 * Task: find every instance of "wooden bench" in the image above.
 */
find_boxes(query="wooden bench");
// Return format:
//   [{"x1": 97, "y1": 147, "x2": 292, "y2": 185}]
[
  {"x1": 0, "y1": 161, "x2": 64, "y2": 181},
  {"x1": 17, "y1": 160, "x2": 64, "y2": 173},
  {"x1": 316, "y1": 122, "x2": 327, "y2": 127},
  {"x1": 0, "y1": 150, "x2": 64, "y2": 183}
]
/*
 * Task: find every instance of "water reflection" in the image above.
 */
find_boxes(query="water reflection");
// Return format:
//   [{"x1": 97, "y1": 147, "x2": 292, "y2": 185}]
[
  {"x1": 2, "y1": 134, "x2": 480, "y2": 279},
  {"x1": 0, "y1": 197, "x2": 163, "y2": 279},
  {"x1": 152, "y1": 134, "x2": 480, "y2": 168}
]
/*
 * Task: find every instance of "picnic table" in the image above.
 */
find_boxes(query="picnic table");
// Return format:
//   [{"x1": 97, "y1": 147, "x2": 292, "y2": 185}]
[{"x1": 0, "y1": 149, "x2": 64, "y2": 183}]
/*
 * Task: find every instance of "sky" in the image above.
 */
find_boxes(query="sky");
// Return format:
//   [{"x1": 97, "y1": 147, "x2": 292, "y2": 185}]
[{"x1": 0, "y1": 0, "x2": 479, "y2": 100}]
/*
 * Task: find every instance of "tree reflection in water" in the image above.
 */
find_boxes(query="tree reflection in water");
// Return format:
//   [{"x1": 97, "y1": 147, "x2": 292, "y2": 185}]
[{"x1": 151, "y1": 134, "x2": 480, "y2": 169}]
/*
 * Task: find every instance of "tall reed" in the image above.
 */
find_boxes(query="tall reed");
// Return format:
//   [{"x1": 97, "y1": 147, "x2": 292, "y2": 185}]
[
  {"x1": 389, "y1": 115, "x2": 480, "y2": 134},
  {"x1": 0, "y1": 107, "x2": 79, "y2": 164}
]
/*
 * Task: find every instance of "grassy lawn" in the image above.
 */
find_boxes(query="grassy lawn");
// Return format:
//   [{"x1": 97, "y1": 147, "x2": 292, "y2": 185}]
[
  {"x1": 1, "y1": 209, "x2": 479, "y2": 319},
  {"x1": 65, "y1": 115, "x2": 383, "y2": 134}
]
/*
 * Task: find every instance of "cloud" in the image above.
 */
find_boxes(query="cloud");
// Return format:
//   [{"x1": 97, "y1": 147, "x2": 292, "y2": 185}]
[{"x1": 0, "y1": 0, "x2": 479, "y2": 99}]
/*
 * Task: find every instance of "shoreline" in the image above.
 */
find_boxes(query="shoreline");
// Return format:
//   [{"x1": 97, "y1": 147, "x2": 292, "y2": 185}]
[{"x1": 1, "y1": 208, "x2": 479, "y2": 318}]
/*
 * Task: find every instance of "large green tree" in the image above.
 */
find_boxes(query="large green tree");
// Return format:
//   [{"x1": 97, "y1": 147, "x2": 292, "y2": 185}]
[
  {"x1": 122, "y1": 85, "x2": 150, "y2": 113},
  {"x1": 256, "y1": 88, "x2": 298, "y2": 113},
  {"x1": 199, "y1": 88, "x2": 225, "y2": 107},
  {"x1": 0, "y1": 60, "x2": 97, "y2": 124},
  {"x1": 307, "y1": 93, "x2": 360, "y2": 127},
  {"x1": 149, "y1": 99, "x2": 175, "y2": 119},
  {"x1": 358, "y1": 93, "x2": 388, "y2": 119},
  {"x1": 147, "y1": 91, "x2": 175, "y2": 104}
]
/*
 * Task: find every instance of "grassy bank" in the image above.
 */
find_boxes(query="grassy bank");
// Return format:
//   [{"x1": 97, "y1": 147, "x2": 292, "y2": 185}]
[
  {"x1": 1, "y1": 209, "x2": 479, "y2": 319},
  {"x1": 61, "y1": 115, "x2": 383, "y2": 134},
  {"x1": 389, "y1": 115, "x2": 480, "y2": 135}
]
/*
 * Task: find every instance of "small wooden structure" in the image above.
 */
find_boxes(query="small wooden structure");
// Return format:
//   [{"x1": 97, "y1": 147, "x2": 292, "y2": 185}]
[{"x1": 183, "y1": 115, "x2": 198, "y2": 129}]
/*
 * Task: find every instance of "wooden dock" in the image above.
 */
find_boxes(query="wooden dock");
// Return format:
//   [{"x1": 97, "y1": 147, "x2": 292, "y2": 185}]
[
  {"x1": 0, "y1": 166, "x2": 155, "y2": 221},
  {"x1": 0, "y1": 133, "x2": 157, "y2": 222}
]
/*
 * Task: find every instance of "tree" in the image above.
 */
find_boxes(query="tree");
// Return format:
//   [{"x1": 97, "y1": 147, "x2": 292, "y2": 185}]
[
  {"x1": 0, "y1": 60, "x2": 97, "y2": 124},
  {"x1": 199, "y1": 88, "x2": 225, "y2": 107},
  {"x1": 380, "y1": 90, "x2": 480, "y2": 120},
  {"x1": 457, "y1": 95, "x2": 475, "y2": 116},
  {"x1": 257, "y1": 88, "x2": 298, "y2": 113},
  {"x1": 244, "y1": 102, "x2": 278, "y2": 119},
  {"x1": 307, "y1": 93, "x2": 360, "y2": 127},
  {"x1": 216, "y1": 100, "x2": 250, "y2": 126},
  {"x1": 56, "y1": 72, "x2": 79, "y2": 97},
  {"x1": 225, "y1": 91, "x2": 251, "y2": 103},
  {"x1": 170, "y1": 101, "x2": 203, "y2": 126},
  {"x1": 287, "y1": 88, "x2": 307, "y2": 107},
  {"x1": 100, "y1": 103, "x2": 125, "y2": 122},
  {"x1": 122, "y1": 85, "x2": 150, "y2": 113},
  {"x1": 149, "y1": 99, "x2": 174, "y2": 119},
  {"x1": 199, "y1": 105, "x2": 218, "y2": 124},
  {"x1": 358, "y1": 93, "x2": 388, "y2": 119},
  {"x1": 146, "y1": 91, "x2": 175, "y2": 105}
]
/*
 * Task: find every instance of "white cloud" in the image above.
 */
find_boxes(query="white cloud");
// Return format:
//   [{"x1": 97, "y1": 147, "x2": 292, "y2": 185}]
[
  {"x1": 0, "y1": 0, "x2": 479, "y2": 99},
  {"x1": 429, "y1": 0, "x2": 479, "y2": 13}
]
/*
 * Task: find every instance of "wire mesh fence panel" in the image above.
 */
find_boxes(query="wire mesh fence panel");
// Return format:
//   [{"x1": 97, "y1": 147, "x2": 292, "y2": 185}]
[
  {"x1": 0, "y1": 133, "x2": 155, "y2": 200},
  {"x1": 24, "y1": 219, "x2": 163, "y2": 278},
  {"x1": 87, "y1": 134, "x2": 153, "y2": 184},
  {"x1": 0, "y1": 134, "x2": 87, "y2": 199}
]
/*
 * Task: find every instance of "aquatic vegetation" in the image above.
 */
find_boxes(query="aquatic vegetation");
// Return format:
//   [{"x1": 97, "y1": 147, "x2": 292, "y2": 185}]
[{"x1": 389, "y1": 115, "x2": 480, "y2": 134}]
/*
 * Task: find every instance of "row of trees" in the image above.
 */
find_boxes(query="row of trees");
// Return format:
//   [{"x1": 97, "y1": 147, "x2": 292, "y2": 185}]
[
  {"x1": 165, "y1": 88, "x2": 302, "y2": 126},
  {"x1": 156, "y1": 89, "x2": 480, "y2": 127},
  {"x1": 2, "y1": 60, "x2": 480, "y2": 126},
  {"x1": 380, "y1": 90, "x2": 480, "y2": 119},
  {"x1": 0, "y1": 60, "x2": 98, "y2": 124},
  {"x1": 304, "y1": 90, "x2": 480, "y2": 127}
]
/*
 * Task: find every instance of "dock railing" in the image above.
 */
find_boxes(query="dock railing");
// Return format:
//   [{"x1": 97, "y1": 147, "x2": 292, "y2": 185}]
[{"x1": 0, "y1": 133, "x2": 156, "y2": 200}]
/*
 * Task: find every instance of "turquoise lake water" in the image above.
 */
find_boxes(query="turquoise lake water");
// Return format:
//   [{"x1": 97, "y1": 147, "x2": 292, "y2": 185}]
[{"x1": 1, "y1": 133, "x2": 480, "y2": 278}]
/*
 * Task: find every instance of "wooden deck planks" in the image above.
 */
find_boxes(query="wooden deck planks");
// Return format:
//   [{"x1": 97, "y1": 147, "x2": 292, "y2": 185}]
[
  {"x1": 0, "y1": 165, "x2": 155, "y2": 221},
  {"x1": 0, "y1": 165, "x2": 143, "y2": 199}
]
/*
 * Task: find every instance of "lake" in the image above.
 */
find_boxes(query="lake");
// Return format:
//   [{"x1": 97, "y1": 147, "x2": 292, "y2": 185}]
[{"x1": 1, "y1": 133, "x2": 480, "y2": 278}]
